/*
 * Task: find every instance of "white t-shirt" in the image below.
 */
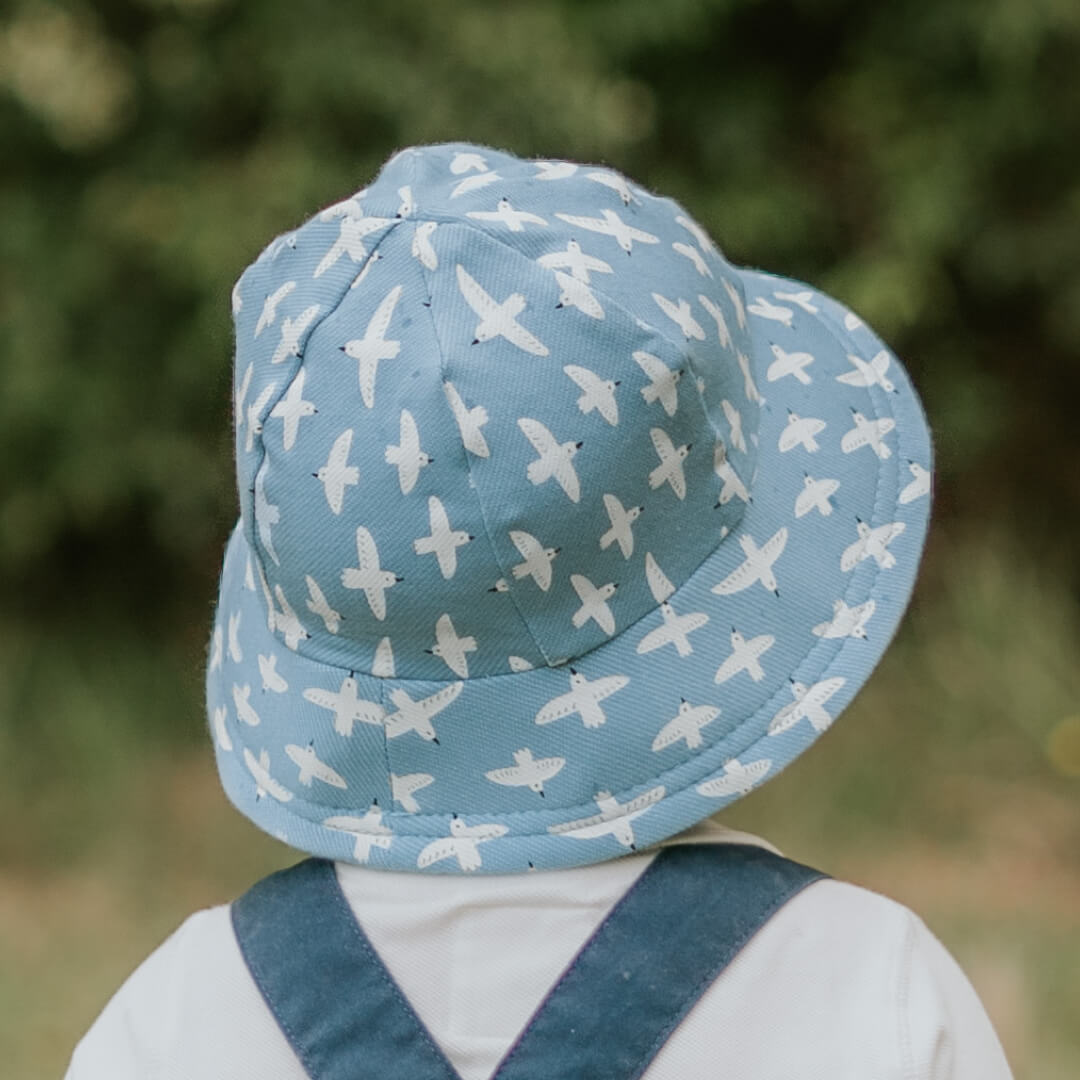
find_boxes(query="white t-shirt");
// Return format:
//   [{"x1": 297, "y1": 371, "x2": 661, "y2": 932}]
[{"x1": 66, "y1": 825, "x2": 1014, "y2": 1080}]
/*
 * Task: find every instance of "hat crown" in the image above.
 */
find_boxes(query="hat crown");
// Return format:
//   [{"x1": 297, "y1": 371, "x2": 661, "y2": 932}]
[{"x1": 231, "y1": 144, "x2": 759, "y2": 679}]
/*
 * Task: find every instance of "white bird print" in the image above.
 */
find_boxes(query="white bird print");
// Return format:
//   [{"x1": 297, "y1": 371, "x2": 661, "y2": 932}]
[
  {"x1": 258, "y1": 652, "x2": 288, "y2": 693},
  {"x1": 269, "y1": 367, "x2": 316, "y2": 451},
  {"x1": 255, "y1": 281, "x2": 297, "y2": 337},
  {"x1": 232, "y1": 683, "x2": 261, "y2": 726},
  {"x1": 774, "y1": 289, "x2": 818, "y2": 313},
  {"x1": 696, "y1": 757, "x2": 773, "y2": 798},
  {"x1": 485, "y1": 748, "x2": 566, "y2": 795},
  {"x1": 272, "y1": 586, "x2": 310, "y2": 650},
  {"x1": 341, "y1": 525, "x2": 402, "y2": 620},
  {"x1": 747, "y1": 296, "x2": 794, "y2": 326},
  {"x1": 535, "y1": 669, "x2": 629, "y2": 728},
  {"x1": 675, "y1": 215, "x2": 715, "y2": 253},
  {"x1": 349, "y1": 250, "x2": 382, "y2": 290},
  {"x1": 315, "y1": 428, "x2": 359, "y2": 514},
  {"x1": 385, "y1": 409, "x2": 432, "y2": 495},
  {"x1": 633, "y1": 351, "x2": 681, "y2": 417},
  {"x1": 304, "y1": 575, "x2": 342, "y2": 633},
  {"x1": 841, "y1": 410, "x2": 896, "y2": 459},
  {"x1": 518, "y1": 417, "x2": 582, "y2": 502},
  {"x1": 795, "y1": 474, "x2": 840, "y2": 517},
  {"x1": 585, "y1": 169, "x2": 638, "y2": 204},
  {"x1": 396, "y1": 185, "x2": 415, "y2": 217},
  {"x1": 553, "y1": 270, "x2": 605, "y2": 319},
  {"x1": 769, "y1": 677, "x2": 846, "y2": 735},
  {"x1": 508, "y1": 655, "x2": 534, "y2": 672},
  {"x1": 509, "y1": 529, "x2": 559, "y2": 590},
  {"x1": 548, "y1": 786, "x2": 665, "y2": 850},
  {"x1": 697, "y1": 294, "x2": 732, "y2": 350},
  {"x1": 637, "y1": 601, "x2": 709, "y2": 657},
  {"x1": 209, "y1": 626, "x2": 223, "y2": 672},
  {"x1": 813, "y1": 598, "x2": 876, "y2": 640},
  {"x1": 648, "y1": 427, "x2": 691, "y2": 499},
  {"x1": 244, "y1": 747, "x2": 293, "y2": 802},
  {"x1": 253, "y1": 461, "x2": 280, "y2": 565},
  {"x1": 341, "y1": 284, "x2": 403, "y2": 408},
  {"x1": 841, "y1": 519, "x2": 906, "y2": 571},
  {"x1": 554, "y1": 209, "x2": 659, "y2": 254},
  {"x1": 736, "y1": 349, "x2": 763, "y2": 404},
  {"x1": 372, "y1": 636, "x2": 395, "y2": 678},
  {"x1": 231, "y1": 277, "x2": 244, "y2": 316},
  {"x1": 713, "y1": 442, "x2": 750, "y2": 505},
  {"x1": 411, "y1": 220, "x2": 438, "y2": 269},
  {"x1": 713, "y1": 628, "x2": 775, "y2": 684},
  {"x1": 467, "y1": 198, "x2": 548, "y2": 232},
  {"x1": 644, "y1": 551, "x2": 675, "y2": 603},
  {"x1": 303, "y1": 676, "x2": 385, "y2": 736},
  {"x1": 767, "y1": 345, "x2": 815, "y2": 385},
  {"x1": 314, "y1": 213, "x2": 394, "y2": 278},
  {"x1": 722, "y1": 399, "x2": 746, "y2": 453},
  {"x1": 570, "y1": 573, "x2": 617, "y2": 636},
  {"x1": 244, "y1": 557, "x2": 256, "y2": 592},
  {"x1": 318, "y1": 192, "x2": 366, "y2": 221},
  {"x1": 427, "y1": 612, "x2": 477, "y2": 678},
  {"x1": 711, "y1": 528, "x2": 788, "y2": 596},
  {"x1": 844, "y1": 311, "x2": 864, "y2": 331},
  {"x1": 899, "y1": 461, "x2": 931, "y2": 504},
  {"x1": 443, "y1": 381, "x2": 490, "y2": 458},
  {"x1": 212, "y1": 705, "x2": 232, "y2": 751},
  {"x1": 450, "y1": 150, "x2": 488, "y2": 174},
  {"x1": 413, "y1": 496, "x2": 473, "y2": 579},
  {"x1": 384, "y1": 681, "x2": 464, "y2": 741},
  {"x1": 534, "y1": 160, "x2": 578, "y2": 180},
  {"x1": 456, "y1": 264, "x2": 549, "y2": 356},
  {"x1": 323, "y1": 804, "x2": 393, "y2": 863},
  {"x1": 235, "y1": 362, "x2": 254, "y2": 433},
  {"x1": 653, "y1": 699, "x2": 721, "y2": 751},
  {"x1": 227, "y1": 611, "x2": 243, "y2": 663},
  {"x1": 837, "y1": 350, "x2": 895, "y2": 393},
  {"x1": 537, "y1": 240, "x2": 613, "y2": 283},
  {"x1": 270, "y1": 304, "x2": 321, "y2": 366},
  {"x1": 450, "y1": 172, "x2": 499, "y2": 198},
  {"x1": 264, "y1": 229, "x2": 298, "y2": 261},
  {"x1": 778, "y1": 411, "x2": 827, "y2": 453},
  {"x1": 600, "y1": 493, "x2": 643, "y2": 559},
  {"x1": 652, "y1": 293, "x2": 705, "y2": 340},
  {"x1": 285, "y1": 743, "x2": 347, "y2": 788},
  {"x1": 722, "y1": 278, "x2": 747, "y2": 330},
  {"x1": 672, "y1": 241, "x2": 712, "y2": 277},
  {"x1": 417, "y1": 817, "x2": 509, "y2": 872},
  {"x1": 244, "y1": 381, "x2": 277, "y2": 453},
  {"x1": 391, "y1": 771, "x2": 434, "y2": 813},
  {"x1": 564, "y1": 364, "x2": 618, "y2": 424}
]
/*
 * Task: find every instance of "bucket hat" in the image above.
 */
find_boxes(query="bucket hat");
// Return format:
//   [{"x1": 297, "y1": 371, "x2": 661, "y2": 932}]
[{"x1": 209, "y1": 142, "x2": 932, "y2": 873}]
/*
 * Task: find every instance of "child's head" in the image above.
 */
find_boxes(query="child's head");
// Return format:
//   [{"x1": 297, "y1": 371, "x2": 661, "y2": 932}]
[{"x1": 209, "y1": 143, "x2": 931, "y2": 873}]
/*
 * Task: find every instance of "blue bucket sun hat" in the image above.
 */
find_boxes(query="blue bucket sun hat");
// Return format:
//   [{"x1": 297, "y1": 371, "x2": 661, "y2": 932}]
[{"x1": 210, "y1": 142, "x2": 932, "y2": 873}]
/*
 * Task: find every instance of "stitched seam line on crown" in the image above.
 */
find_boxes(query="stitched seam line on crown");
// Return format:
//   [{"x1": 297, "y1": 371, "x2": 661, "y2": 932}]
[{"x1": 408, "y1": 220, "x2": 554, "y2": 668}]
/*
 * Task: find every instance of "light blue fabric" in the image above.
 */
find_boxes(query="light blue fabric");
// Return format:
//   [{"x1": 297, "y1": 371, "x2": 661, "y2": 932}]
[
  {"x1": 209, "y1": 142, "x2": 932, "y2": 872},
  {"x1": 231, "y1": 845, "x2": 827, "y2": 1080}
]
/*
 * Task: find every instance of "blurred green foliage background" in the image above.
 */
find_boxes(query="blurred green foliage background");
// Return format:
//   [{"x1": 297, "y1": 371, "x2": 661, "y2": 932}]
[{"x1": 1, "y1": 0, "x2": 1077, "y2": 1077}]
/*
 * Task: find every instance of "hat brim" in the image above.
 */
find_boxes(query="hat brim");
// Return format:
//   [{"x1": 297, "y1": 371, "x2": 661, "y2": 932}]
[{"x1": 208, "y1": 266, "x2": 931, "y2": 872}]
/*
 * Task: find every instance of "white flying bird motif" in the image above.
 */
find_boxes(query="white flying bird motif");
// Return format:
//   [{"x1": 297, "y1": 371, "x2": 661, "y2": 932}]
[
  {"x1": 444, "y1": 381, "x2": 490, "y2": 458},
  {"x1": 773, "y1": 289, "x2": 818, "y2": 313},
  {"x1": 411, "y1": 220, "x2": 438, "y2": 269},
  {"x1": 794, "y1": 474, "x2": 840, "y2": 518},
  {"x1": 245, "y1": 381, "x2": 277, "y2": 453},
  {"x1": 467, "y1": 198, "x2": 548, "y2": 232},
  {"x1": 644, "y1": 551, "x2": 675, "y2": 604},
  {"x1": 841, "y1": 519, "x2": 906, "y2": 571},
  {"x1": 323, "y1": 805, "x2": 392, "y2": 863},
  {"x1": 303, "y1": 676, "x2": 385, "y2": 737},
  {"x1": 518, "y1": 417, "x2": 582, "y2": 502},
  {"x1": 696, "y1": 757, "x2": 773, "y2": 798},
  {"x1": 564, "y1": 364, "x2": 618, "y2": 424},
  {"x1": 341, "y1": 284, "x2": 402, "y2": 408},
  {"x1": 736, "y1": 350, "x2": 763, "y2": 404},
  {"x1": 232, "y1": 683, "x2": 261, "y2": 727},
  {"x1": 637, "y1": 600, "x2": 709, "y2": 657},
  {"x1": 553, "y1": 270, "x2": 604, "y2": 319},
  {"x1": 372, "y1": 636, "x2": 395, "y2": 679},
  {"x1": 457, "y1": 264, "x2": 549, "y2": 356},
  {"x1": 722, "y1": 279, "x2": 747, "y2": 330},
  {"x1": 508, "y1": 655, "x2": 534, "y2": 672},
  {"x1": 537, "y1": 240, "x2": 612, "y2": 283},
  {"x1": 384, "y1": 681, "x2": 463, "y2": 742},
  {"x1": 271, "y1": 304, "x2": 321, "y2": 365},
  {"x1": 272, "y1": 586, "x2": 310, "y2": 650},
  {"x1": 672, "y1": 241, "x2": 712, "y2": 277},
  {"x1": 269, "y1": 367, "x2": 316, "y2": 450},
  {"x1": 231, "y1": 278, "x2": 243, "y2": 316},
  {"x1": 813, "y1": 598, "x2": 876, "y2": 640},
  {"x1": 418, "y1": 817, "x2": 509, "y2": 872},
  {"x1": 653, "y1": 699, "x2": 720, "y2": 752},
  {"x1": 778, "y1": 412, "x2": 827, "y2": 454},
  {"x1": 841, "y1": 410, "x2": 896, "y2": 459},
  {"x1": 769, "y1": 677, "x2": 846, "y2": 735},
  {"x1": 315, "y1": 428, "x2": 359, "y2": 514},
  {"x1": 837, "y1": 350, "x2": 895, "y2": 393},
  {"x1": 427, "y1": 612, "x2": 476, "y2": 678},
  {"x1": 255, "y1": 281, "x2": 297, "y2": 337},
  {"x1": 285, "y1": 743, "x2": 347, "y2": 788},
  {"x1": 257, "y1": 652, "x2": 288, "y2": 693},
  {"x1": 536, "y1": 669, "x2": 629, "y2": 728},
  {"x1": 413, "y1": 496, "x2": 472, "y2": 579},
  {"x1": 304, "y1": 575, "x2": 342, "y2": 633},
  {"x1": 711, "y1": 528, "x2": 788, "y2": 597},
  {"x1": 485, "y1": 748, "x2": 566, "y2": 795},
  {"x1": 385, "y1": 409, "x2": 432, "y2": 494},
  {"x1": 391, "y1": 771, "x2": 434, "y2": 813},
  {"x1": 698, "y1": 294, "x2": 732, "y2": 350},
  {"x1": 713, "y1": 628, "x2": 775, "y2": 684},
  {"x1": 548, "y1": 786, "x2": 665, "y2": 850},
  {"x1": 227, "y1": 611, "x2": 243, "y2": 664},
  {"x1": 209, "y1": 626, "x2": 223, "y2": 672},
  {"x1": 253, "y1": 461, "x2": 280, "y2": 565},
  {"x1": 652, "y1": 293, "x2": 705, "y2": 340},
  {"x1": 317, "y1": 193, "x2": 366, "y2": 221},
  {"x1": 212, "y1": 705, "x2": 231, "y2": 751},
  {"x1": 396, "y1": 185, "x2": 415, "y2": 218},
  {"x1": 235, "y1": 362, "x2": 253, "y2": 432},
  {"x1": 767, "y1": 345, "x2": 815, "y2": 385},
  {"x1": 554, "y1": 209, "x2": 659, "y2": 254},
  {"x1": 244, "y1": 748, "x2": 293, "y2": 802},
  {"x1": 600, "y1": 493, "x2": 643, "y2": 559},
  {"x1": 633, "y1": 351, "x2": 681, "y2": 417},
  {"x1": 747, "y1": 296, "x2": 794, "y2": 326},
  {"x1": 314, "y1": 214, "x2": 394, "y2": 278},
  {"x1": 899, "y1": 461, "x2": 931, "y2": 504},
  {"x1": 341, "y1": 526, "x2": 402, "y2": 620},
  {"x1": 713, "y1": 444, "x2": 750, "y2": 505},
  {"x1": 722, "y1": 399, "x2": 746, "y2": 453},
  {"x1": 450, "y1": 172, "x2": 499, "y2": 199},
  {"x1": 450, "y1": 150, "x2": 488, "y2": 174},
  {"x1": 534, "y1": 160, "x2": 579, "y2": 180},
  {"x1": 585, "y1": 169, "x2": 638, "y2": 204},
  {"x1": 648, "y1": 427, "x2": 691, "y2": 499},
  {"x1": 570, "y1": 573, "x2": 617, "y2": 636},
  {"x1": 675, "y1": 215, "x2": 715, "y2": 254},
  {"x1": 509, "y1": 529, "x2": 559, "y2": 591}
]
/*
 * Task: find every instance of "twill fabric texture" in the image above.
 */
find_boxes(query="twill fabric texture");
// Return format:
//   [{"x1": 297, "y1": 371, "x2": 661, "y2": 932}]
[{"x1": 209, "y1": 142, "x2": 933, "y2": 872}]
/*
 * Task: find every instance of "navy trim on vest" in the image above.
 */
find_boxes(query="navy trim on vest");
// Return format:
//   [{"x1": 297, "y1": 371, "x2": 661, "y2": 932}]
[{"x1": 232, "y1": 844, "x2": 827, "y2": 1080}]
